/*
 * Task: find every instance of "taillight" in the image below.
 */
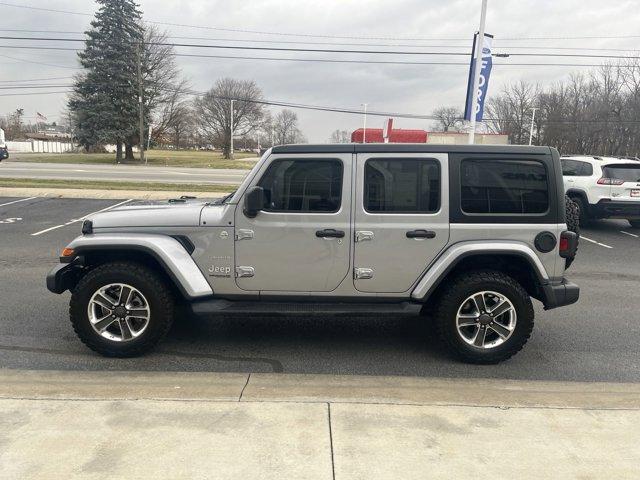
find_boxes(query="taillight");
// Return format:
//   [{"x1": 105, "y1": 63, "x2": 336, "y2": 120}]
[
  {"x1": 559, "y1": 231, "x2": 577, "y2": 258},
  {"x1": 559, "y1": 236, "x2": 569, "y2": 253},
  {"x1": 597, "y1": 177, "x2": 624, "y2": 185}
]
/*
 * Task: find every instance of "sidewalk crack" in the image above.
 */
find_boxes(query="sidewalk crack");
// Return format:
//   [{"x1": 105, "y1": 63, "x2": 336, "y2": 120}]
[
  {"x1": 327, "y1": 403, "x2": 336, "y2": 480},
  {"x1": 238, "y1": 373, "x2": 251, "y2": 402}
]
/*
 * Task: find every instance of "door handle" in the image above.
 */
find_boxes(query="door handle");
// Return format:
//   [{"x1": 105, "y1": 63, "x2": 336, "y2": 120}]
[
  {"x1": 406, "y1": 229, "x2": 436, "y2": 239},
  {"x1": 316, "y1": 228, "x2": 345, "y2": 239}
]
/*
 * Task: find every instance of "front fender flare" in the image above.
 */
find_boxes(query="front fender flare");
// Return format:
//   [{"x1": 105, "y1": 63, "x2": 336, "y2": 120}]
[
  {"x1": 411, "y1": 241, "x2": 549, "y2": 302},
  {"x1": 66, "y1": 233, "x2": 213, "y2": 299}
]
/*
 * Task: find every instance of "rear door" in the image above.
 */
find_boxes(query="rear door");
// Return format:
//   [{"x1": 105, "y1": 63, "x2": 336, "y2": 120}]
[
  {"x1": 353, "y1": 153, "x2": 449, "y2": 293},
  {"x1": 603, "y1": 163, "x2": 640, "y2": 201}
]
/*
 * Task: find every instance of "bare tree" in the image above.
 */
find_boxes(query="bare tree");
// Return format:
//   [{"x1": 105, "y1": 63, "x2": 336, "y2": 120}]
[
  {"x1": 431, "y1": 107, "x2": 463, "y2": 132},
  {"x1": 273, "y1": 109, "x2": 305, "y2": 145},
  {"x1": 194, "y1": 78, "x2": 265, "y2": 158},
  {"x1": 330, "y1": 129, "x2": 351, "y2": 143},
  {"x1": 485, "y1": 81, "x2": 538, "y2": 145}
]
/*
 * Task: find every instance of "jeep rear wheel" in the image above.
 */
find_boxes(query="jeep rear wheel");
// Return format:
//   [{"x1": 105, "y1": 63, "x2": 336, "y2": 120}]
[
  {"x1": 434, "y1": 270, "x2": 534, "y2": 364},
  {"x1": 70, "y1": 261, "x2": 174, "y2": 357}
]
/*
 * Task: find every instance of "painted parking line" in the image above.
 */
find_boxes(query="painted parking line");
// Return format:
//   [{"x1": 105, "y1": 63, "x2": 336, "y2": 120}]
[
  {"x1": 0, "y1": 196, "x2": 37, "y2": 208},
  {"x1": 620, "y1": 230, "x2": 639, "y2": 238},
  {"x1": 580, "y1": 235, "x2": 613, "y2": 249},
  {"x1": 30, "y1": 199, "x2": 133, "y2": 237}
]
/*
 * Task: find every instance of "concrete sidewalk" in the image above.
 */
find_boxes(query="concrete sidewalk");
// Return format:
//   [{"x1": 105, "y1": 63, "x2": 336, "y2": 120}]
[{"x1": 1, "y1": 370, "x2": 638, "y2": 479}]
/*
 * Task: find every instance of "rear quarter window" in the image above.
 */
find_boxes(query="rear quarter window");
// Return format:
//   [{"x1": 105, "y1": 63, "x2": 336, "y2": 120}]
[{"x1": 461, "y1": 158, "x2": 549, "y2": 214}]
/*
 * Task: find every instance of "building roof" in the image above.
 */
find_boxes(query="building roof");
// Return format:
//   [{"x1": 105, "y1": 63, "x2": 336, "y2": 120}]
[{"x1": 271, "y1": 143, "x2": 552, "y2": 155}]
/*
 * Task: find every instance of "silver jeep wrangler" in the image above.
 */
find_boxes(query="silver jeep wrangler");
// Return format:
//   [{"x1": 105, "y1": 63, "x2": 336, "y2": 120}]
[{"x1": 47, "y1": 144, "x2": 579, "y2": 363}]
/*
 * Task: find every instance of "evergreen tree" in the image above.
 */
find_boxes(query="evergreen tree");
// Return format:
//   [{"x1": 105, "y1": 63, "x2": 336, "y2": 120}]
[{"x1": 69, "y1": 0, "x2": 143, "y2": 161}]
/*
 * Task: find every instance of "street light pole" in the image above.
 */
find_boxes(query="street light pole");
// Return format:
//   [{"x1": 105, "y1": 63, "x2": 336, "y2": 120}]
[
  {"x1": 230, "y1": 99, "x2": 235, "y2": 160},
  {"x1": 362, "y1": 103, "x2": 368, "y2": 143},
  {"x1": 528, "y1": 107, "x2": 538, "y2": 145},
  {"x1": 136, "y1": 42, "x2": 146, "y2": 164},
  {"x1": 468, "y1": 0, "x2": 488, "y2": 145}
]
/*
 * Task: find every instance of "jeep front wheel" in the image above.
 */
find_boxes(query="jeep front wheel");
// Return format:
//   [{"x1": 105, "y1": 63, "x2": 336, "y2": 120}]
[
  {"x1": 434, "y1": 271, "x2": 534, "y2": 364},
  {"x1": 69, "y1": 262, "x2": 174, "y2": 357}
]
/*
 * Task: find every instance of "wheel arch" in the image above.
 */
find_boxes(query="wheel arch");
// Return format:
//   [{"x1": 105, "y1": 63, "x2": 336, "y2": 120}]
[
  {"x1": 64, "y1": 234, "x2": 213, "y2": 300},
  {"x1": 412, "y1": 243, "x2": 549, "y2": 306},
  {"x1": 566, "y1": 188, "x2": 589, "y2": 205}
]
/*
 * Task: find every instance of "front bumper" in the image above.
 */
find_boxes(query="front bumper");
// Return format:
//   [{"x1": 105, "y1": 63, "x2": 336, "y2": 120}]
[
  {"x1": 542, "y1": 278, "x2": 580, "y2": 310},
  {"x1": 46, "y1": 262, "x2": 83, "y2": 294},
  {"x1": 592, "y1": 199, "x2": 640, "y2": 219}
]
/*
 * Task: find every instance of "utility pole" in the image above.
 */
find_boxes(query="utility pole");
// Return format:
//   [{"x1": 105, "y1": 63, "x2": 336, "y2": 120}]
[
  {"x1": 230, "y1": 99, "x2": 235, "y2": 159},
  {"x1": 468, "y1": 0, "x2": 488, "y2": 145},
  {"x1": 362, "y1": 103, "x2": 368, "y2": 143},
  {"x1": 136, "y1": 43, "x2": 146, "y2": 164},
  {"x1": 528, "y1": 107, "x2": 538, "y2": 145}
]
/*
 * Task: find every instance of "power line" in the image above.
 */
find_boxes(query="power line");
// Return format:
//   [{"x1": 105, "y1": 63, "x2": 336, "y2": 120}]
[
  {"x1": 0, "y1": 53, "x2": 79, "y2": 69},
  {"x1": 0, "y1": 76, "x2": 72, "y2": 83},
  {"x1": 4, "y1": 2, "x2": 640, "y2": 42},
  {"x1": 0, "y1": 47, "x2": 618, "y2": 67},
  {"x1": 2, "y1": 36, "x2": 640, "y2": 61}
]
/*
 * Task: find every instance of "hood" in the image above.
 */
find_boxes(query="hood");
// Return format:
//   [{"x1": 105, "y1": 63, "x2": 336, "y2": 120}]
[{"x1": 90, "y1": 198, "x2": 218, "y2": 229}]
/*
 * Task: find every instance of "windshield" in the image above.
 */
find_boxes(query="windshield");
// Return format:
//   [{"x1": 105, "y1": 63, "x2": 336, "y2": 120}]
[{"x1": 603, "y1": 164, "x2": 640, "y2": 182}]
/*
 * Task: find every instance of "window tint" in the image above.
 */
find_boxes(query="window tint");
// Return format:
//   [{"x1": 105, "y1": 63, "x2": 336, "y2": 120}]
[
  {"x1": 579, "y1": 161, "x2": 593, "y2": 176},
  {"x1": 364, "y1": 158, "x2": 440, "y2": 213},
  {"x1": 603, "y1": 164, "x2": 640, "y2": 182},
  {"x1": 562, "y1": 159, "x2": 592, "y2": 176},
  {"x1": 461, "y1": 159, "x2": 548, "y2": 214},
  {"x1": 562, "y1": 159, "x2": 579, "y2": 176},
  {"x1": 258, "y1": 159, "x2": 343, "y2": 213}
]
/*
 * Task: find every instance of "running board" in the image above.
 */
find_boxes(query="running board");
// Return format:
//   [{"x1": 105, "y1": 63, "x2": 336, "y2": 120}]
[{"x1": 189, "y1": 299, "x2": 421, "y2": 317}]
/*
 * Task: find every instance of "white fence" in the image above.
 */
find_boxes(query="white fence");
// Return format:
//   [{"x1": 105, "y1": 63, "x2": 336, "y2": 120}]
[{"x1": 5, "y1": 140, "x2": 76, "y2": 154}]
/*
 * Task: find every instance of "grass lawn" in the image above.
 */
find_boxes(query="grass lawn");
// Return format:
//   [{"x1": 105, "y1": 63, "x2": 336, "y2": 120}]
[
  {"x1": 10, "y1": 149, "x2": 258, "y2": 170},
  {"x1": 0, "y1": 177, "x2": 235, "y2": 192}
]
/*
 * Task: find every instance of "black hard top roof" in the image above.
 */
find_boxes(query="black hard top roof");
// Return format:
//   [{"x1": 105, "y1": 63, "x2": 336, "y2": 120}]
[{"x1": 271, "y1": 143, "x2": 552, "y2": 155}]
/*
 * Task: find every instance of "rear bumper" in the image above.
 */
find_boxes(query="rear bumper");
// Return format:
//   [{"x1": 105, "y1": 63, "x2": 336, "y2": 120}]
[
  {"x1": 542, "y1": 278, "x2": 580, "y2": 310},
  {"x1": 46, "y1": 262, "x2": 83, "y2": 294},
  {"x1": 592, "y1": 199, "x2": 640, "y2": 219}
]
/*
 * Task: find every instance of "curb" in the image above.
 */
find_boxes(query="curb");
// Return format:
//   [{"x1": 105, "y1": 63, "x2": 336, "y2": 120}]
[{"x1": 2, "y1": 369, "x2": 639, "y2": 409}]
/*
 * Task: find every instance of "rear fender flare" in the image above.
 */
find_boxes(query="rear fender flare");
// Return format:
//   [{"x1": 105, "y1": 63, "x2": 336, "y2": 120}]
[{"x1": 411, "y1": 241, "x2": 549, "y2": 302}]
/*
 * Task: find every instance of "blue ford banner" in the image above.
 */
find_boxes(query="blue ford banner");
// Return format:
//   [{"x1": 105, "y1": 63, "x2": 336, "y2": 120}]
[{"x1": 464, "y1": 33, "x2": 493, "y2": 122}]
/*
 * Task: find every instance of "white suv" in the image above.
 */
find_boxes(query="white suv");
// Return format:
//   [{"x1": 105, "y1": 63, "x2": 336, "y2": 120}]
[{"x1": 561, "y1": 155, "x2": 640, "y2": 227}]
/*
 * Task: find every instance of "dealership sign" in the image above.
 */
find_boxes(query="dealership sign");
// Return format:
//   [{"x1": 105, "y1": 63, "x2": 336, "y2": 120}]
[{"x1": 464, "y1": 33, "x2": 493, "y2": 122}]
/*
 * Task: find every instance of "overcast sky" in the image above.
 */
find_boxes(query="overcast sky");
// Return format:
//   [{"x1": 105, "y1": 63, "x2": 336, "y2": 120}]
[{"x1": 1, "y1": 0, "x2": 640, "y2": 142}]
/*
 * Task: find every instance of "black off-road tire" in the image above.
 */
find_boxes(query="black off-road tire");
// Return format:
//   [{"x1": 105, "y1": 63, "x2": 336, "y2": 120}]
[
  {"x1": 434, "y1": 270, "x2": 534, "y2": 364},
  {"x1": 69, "y1": 261, "x2": 174, "y2": 357},
  {"x1": 564, "y1": 195, "x2": 580, "y2": 270},
  {"x1": 572, "y1": 195, "x2": 590, "y2": 227}
]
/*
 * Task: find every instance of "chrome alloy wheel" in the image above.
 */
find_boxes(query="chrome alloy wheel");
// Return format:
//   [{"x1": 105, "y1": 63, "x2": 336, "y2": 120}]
[
  {"x1": 455, "y1": 291, "x2": 517, "y2": 349},
  {"x1": 87, "y1": 283, "x2": 151, "y2": 342}
]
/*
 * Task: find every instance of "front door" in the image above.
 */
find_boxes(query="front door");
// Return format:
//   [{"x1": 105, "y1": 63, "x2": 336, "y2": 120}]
[
  {"x1": 234, "y1": 154, "x2": 352, "y2": 292},
  {"x1": 353, "y1": 153, "x2": 450, "y2": 293}
]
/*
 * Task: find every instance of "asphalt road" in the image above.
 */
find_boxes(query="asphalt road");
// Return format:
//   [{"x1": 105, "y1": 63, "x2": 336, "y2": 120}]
[
  {"x1": 1, "y1": 195, "x2": 639, "y2": 381},
  {"x1": 0, "y1": 161, "x2": 248, "y2": 185}
]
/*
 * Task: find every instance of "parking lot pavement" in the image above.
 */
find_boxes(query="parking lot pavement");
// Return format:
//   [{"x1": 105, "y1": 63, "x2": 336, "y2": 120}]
[{"x1": 1, "y1": 195, "x2": 640, "y2": 382}]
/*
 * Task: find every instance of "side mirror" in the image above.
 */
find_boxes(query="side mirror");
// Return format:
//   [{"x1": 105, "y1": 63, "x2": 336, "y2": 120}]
[{"x1": 243, "y1": 186, "x2": 264, "y2": 218}]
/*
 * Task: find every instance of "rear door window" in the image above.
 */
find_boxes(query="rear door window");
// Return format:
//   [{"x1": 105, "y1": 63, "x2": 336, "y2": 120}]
[{"x1": 461, "y1": 158, "x2": 549, "y2": 214}]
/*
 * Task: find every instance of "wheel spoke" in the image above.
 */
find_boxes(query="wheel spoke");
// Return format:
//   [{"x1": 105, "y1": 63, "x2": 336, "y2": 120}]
[
  {"x1": 489, "y1": 322, "x2": 511, "y2": 339},
  {"x1": 490, "y1": 300, "x2": 512, "y2": 318},
  {"x1": 119, "y1": 319, "x2": 133, "y2": 340},
  {"x1": 93, "y1": 315, "x2": 117, "y2": 332},
  {"x1": 473, "y1": 326, "x2": 487, "y2": 347},
  {"x1": 473, "y1": 294, "x2": 487, "y2": 313},
  {"x1": 128, "y1": 308, "x2": 149, "y2": 318},
  {"x1": 93, "y1": 294, "x2": 115, "y2": 311},
  {"x1": 118, "y1": 286, "x2": 133, "y2": 307}
]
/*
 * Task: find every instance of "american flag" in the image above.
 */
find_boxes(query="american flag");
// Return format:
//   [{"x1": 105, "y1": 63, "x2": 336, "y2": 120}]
[{"x1": 36, "y1": 112, "x2": 48, "y2": 122}]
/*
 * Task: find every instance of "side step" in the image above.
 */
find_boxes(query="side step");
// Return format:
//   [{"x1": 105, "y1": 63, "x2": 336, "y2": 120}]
[{"x1": 189, "y1": 299, "x2": 422, "y2": 317}]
